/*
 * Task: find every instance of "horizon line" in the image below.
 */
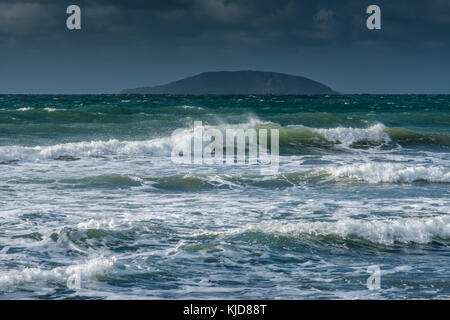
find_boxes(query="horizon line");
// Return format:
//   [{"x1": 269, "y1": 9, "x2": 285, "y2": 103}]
[{"x1": 1, "y1": 93, "x2": 449, "y2": 96}]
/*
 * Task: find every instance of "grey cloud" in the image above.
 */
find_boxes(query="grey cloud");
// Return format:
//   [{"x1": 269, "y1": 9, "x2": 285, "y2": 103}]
[
  {"x1": 0, "y1": 2, "x2": 59, "y2": 37},
  {"x1": 0, "y1": 0, "x2": 448, "y2": 47},
  {"x1": 0, "y1": 0, "x2": 448, "y2": 94}
]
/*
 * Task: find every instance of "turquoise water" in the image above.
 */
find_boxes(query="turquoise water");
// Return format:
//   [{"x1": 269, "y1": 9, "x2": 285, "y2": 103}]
[{"x1": 0, "y1": 94, "x2": 449, "y2": 299}]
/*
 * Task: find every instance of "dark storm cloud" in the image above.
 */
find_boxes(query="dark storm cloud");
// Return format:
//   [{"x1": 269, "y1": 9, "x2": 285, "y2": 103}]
[
  {"x1": 0, "y1": 0, "x2": 448, "y2": 47},
  {"x1": 0, "y1": 1, "x2": 449, "y2": 94}
]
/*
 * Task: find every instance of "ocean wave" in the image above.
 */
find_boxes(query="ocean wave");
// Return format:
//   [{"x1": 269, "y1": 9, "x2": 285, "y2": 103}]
[
  {"x1": 0, "y1": 121, "x2": 257, "y2": 162},
  {"x1": 43, "y1": 107, "x2": 67, "y2": 112},
  {"x1": 146, "y1": 174, "x2": 241, "y2": 191},
  {"x1": 256, "y1": 123, "x2": 450, "y2": 149},
  {"x1": 16, "y1": 107, "x2": 33, "y2": 112},
  {"x1": 148, "y1": 163, "x2": 450, "y2": 188},
  {"x1": 1, "y1": 120, "x2": 448, "y2": 162},
  {"x1": 227, "y1": 216, "x2": 450, "y2": 245},
  {"x1": 385, "y1": 127, "x2": 450, "y2": 147},
  {"x1": 0, "y1": 138, "x2": 174, "y2": 162},
  {"x1": 7, "y1": 163, "x2": 449, "y2": 189},
  {"x1": 313, "y1": 124, "x2": 391, "y2": 147},
  {"x1": 0, "y1": 257, "x2": 115, "y2": 292},
  {"x1": 77, "y1": 218, "x2": 123, "y2": 230},
  {"x1": 179, "y1": 105, "x2": 204, "y2": 111},
  {"x1": 60, "y1": 174, "x2": 143, "y2": 188},
  {"x1": 329, "y1": 163, "x2": 450, "y2": 183},
  {"x1": 253, "y1": 123, "x2": 392, "y2": 149}
]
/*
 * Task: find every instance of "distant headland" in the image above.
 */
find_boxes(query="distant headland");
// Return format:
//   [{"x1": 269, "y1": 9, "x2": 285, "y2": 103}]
[{"x1": 121, "y1": 71, "x2": 337, "y2": 95}]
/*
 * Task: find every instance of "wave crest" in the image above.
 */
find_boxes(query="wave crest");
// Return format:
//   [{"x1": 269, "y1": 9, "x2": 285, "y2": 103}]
[
  {"x1": 313, "y1": 124, "x2": 391, "y2": 147},
  {"x1": 0, "y1": 257, "x2": 115, "y2": 292},
  {"x1": 330, "y1": 163, "x2": 450, "y2": 183},
  {"x1": 0, "y1": 138, "x2": 174, "y2": 162},
  {"x1": 1, "y1": 121, "x2": 449, "y2": 162},
  {"x1": 243, "y1": 216, "x2": 450, "y2": 245}
]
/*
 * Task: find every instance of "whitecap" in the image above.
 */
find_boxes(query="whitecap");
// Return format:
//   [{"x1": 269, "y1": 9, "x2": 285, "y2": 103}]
[
  {"x1": 0, "y1": 257, "x2": 115, "y2": 292},
  {"x1": 329, "y1": 162, "x2": 450, "y2": 183}
]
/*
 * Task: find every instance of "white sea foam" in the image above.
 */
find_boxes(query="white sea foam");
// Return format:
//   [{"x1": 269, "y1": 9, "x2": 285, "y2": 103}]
[
  {"x1": 0, "y1": 138, "x2": 175, "y2": 162},
  {"x1": 313, "y1": 124, "x2": 390, "y2": 146},
  {"x1": 247, "y1": 216, "x2": 450, "y2": 245},
  {"x1": 77, "y1": 218, "x2": 122, "y2": 230},
  {"x1": 0, "y1": 257, "x2": 115, "y2": 291},
  {"x1": 0, "y1": 120, "x2": 257, "y2": 162},
  {"x1": 44, "y1": 107, "x2": 65, "y2": 112},
  {"x1": 0, "y1": 121, "x2": 442, "y2": 166},
  {"x1": 329, "y1": 162, "x2": 450, "y2": 183},
  {"x1": 181, "y1": 105, "x2": 204, "y2": 110}
]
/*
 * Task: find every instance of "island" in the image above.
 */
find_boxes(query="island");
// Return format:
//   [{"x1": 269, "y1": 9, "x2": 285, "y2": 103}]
[{"x1": 121, "y1": 70, "x2": 337, "y2": 95}]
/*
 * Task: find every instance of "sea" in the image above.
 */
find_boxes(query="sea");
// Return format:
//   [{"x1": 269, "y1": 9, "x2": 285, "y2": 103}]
[{"x1": 0, "y1": 94, "x2": 448, "y2": 299}]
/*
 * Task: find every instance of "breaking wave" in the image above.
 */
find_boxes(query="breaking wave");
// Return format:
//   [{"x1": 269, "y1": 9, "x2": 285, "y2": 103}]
[
  {"x1": 229, "y1": 216, "x2": 450, "y2": 245},
  {"x1": 0, "y1": 138, "x2": 174, "y2": 162},
  {"x1": 256, "y1": 123, "x2": 450, "y2": 149},
  {"x1": 0, "y1": 121, "x2": 448, "y2": 162},
  {"x1": 0, "y1": 257, "x2": 115, "y2": 292},
  {"x1": 7, "y1": 163, "x2": 450, "y2": 189},
  {"x1": 329, "y1": 163, "x2": 450, "y2": 183}
]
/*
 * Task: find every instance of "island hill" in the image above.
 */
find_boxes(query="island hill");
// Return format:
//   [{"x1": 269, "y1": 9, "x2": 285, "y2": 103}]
[{"x1": 121, "y1": 71, "x2": 337, "y2": 95}]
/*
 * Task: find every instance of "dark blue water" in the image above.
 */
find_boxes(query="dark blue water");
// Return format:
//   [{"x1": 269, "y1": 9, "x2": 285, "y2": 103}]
[{"x1": 0, "y1": 95, "x2": 448, "y2": 299}]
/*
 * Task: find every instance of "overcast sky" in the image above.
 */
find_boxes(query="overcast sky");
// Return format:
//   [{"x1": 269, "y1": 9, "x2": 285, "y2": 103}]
[{"x1": 0, "y1": 0, "x2": 449, "y2": 94}]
